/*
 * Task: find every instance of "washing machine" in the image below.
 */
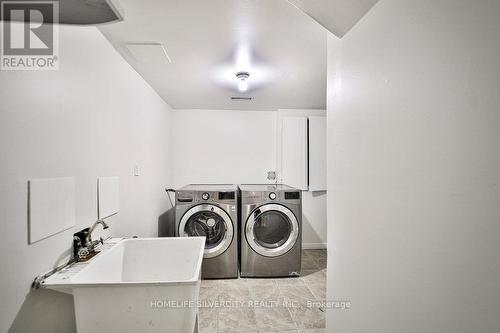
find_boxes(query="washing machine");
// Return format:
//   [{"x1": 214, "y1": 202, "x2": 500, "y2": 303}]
[
  {"x1": 240, "y1": 184, "x2": 302, "y2": 277},
  {"x1": 175, "y1": 184, "x2": 238, "y2": 279}
]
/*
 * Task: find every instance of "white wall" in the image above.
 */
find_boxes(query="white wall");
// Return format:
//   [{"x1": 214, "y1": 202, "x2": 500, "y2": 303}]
[
  {"x1": 327, "y1": 0, "x2": 500, "y2": 332},
  {"x1": 0, "y1": 26, "x2": 173, "y2": 333},
  {"x1": 172, "y1": 109, "x2": 327, "y2": 248},
  {"x1": 171, "y1": 109, "x2": 277, "y2": 187}
]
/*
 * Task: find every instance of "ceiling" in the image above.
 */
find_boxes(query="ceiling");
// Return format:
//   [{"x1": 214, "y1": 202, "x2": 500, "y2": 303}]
[
  {"x1": 99, "y1": 0, "x2": 328, "y2": 110},
  {"x1": 287, "y1": 0, "x2": 380, "y2": 37}
]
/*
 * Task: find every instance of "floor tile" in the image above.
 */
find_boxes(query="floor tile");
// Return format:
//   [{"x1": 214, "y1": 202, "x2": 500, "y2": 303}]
[
  {"x1": 200, "y1": 286, "x2": 221, "y2": 302},
  {"x1": 304, "y1": 250, "x2": 327, "y2": 260},
  {"x1": 199, "y1": 307, "x2": 217, "y2": 333},
  {"x1": 241, "y1": 277, "x2": 276, "y2": 287},
  {"x1": 301, "y1": 250, "x2": 312, "y2": 259},
  {"x1": 288, "y1": 305, "x2": 325, "y2": 331},
  {"x1": 216, "y1": 278, "x2": 248, "y2": 287},
  {"x1": 315, "y1": 258, "x2": 327, "y2": 269},
  {"x1": 300, "y1": 270, "x2": 325, "y2": 285},
  {"x1": 278, "y1": 285, "x2": 317, "y2": 306},
  {"x1": 299, "y1": 270, "x2": 319, "y2": 277},
  {"x1": 306, "y1": 285, "x2": 326, "y2": 300},
  {"x1": 249, "y1": 283, "x2": 281, "y2": 301},
  {"x1": 198, "y1": 249, "x2": 328, "y2": 333},
  {"x1": 301, "y1": 256, "x2": 320, "y2": 270},
  {"x1": 202, "y1": 279, "x2": 221, "y2": 288},
  {"x1": 254, "y1": 306, "x2": 297, "y2": 331},
  {"x1": 274, "y1": 276, "x2": 306, "y2": 287},
  {"x1": 300, "y1": 271, "x2": 326, "y2": 300},
  {"x1": 217, "y1": 306, "x2": 257, "y2": 332},
  {"x1": 217, "y1": 284, "x2": 251, "y2": 302}
]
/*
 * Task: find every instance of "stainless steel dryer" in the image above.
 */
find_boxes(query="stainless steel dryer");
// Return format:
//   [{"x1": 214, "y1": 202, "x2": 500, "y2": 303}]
[
  {"x1": 240, "y1": 184, "x2": 302, "y2": 277},
  {"x1": 175, "y1": 184, "x2": 238, "y2": 279}
]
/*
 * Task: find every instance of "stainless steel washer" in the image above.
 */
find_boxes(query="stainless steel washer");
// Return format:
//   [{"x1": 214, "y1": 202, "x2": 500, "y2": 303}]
[
  {"x1": 175, "y1": 184, "x2": 238, "y2": 279},
  {"x1": 240, "y1": 184, "x2": 302, "y2": 277}
]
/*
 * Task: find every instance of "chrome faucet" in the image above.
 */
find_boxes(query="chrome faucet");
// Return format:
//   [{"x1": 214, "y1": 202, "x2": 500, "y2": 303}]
[{"x1": 86, "y1": 219, "x2": 109, "y2": 245}]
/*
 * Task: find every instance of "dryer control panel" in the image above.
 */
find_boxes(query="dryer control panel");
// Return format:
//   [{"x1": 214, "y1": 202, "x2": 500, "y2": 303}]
[
  {"x1": 241, "y1": 188, "x2": 301, "y2": 204},
  {"x1": 178, "y1": 190, "x2": 237, "y2": 203}
]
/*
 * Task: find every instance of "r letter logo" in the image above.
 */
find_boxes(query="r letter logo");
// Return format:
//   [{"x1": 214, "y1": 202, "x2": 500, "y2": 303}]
[{"x1": 1, "y1": 1, "x2": 59, "y2": 70}]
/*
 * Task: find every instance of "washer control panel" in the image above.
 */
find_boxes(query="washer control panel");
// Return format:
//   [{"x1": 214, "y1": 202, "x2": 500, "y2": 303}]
[
  {"x1": 188, "y1": 190, "x2": 237, "y2": 203},
  {"x1": 177, "y1": 191, "x2": 194, "y2": 203}
]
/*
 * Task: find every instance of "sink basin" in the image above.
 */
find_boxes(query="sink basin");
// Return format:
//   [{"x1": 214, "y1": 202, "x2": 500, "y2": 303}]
[{"x1": 45, "y1": 237, "x2": 205, "y2": 333}]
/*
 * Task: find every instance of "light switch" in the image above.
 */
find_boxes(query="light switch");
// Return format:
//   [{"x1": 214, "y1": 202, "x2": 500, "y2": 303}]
[{"x1": 134, "y1": 165, "x2": 140, "y2": 176}]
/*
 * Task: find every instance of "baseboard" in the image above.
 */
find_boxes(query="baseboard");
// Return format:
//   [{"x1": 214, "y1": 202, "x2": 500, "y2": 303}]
[{"x1": 302, "y1": 242, "x2": 327, "y2": 250}]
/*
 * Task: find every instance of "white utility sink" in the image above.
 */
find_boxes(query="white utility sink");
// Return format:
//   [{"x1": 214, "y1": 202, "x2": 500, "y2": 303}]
[{"x1": 44, "y1": 237, "x2": 205, "y2": 333}]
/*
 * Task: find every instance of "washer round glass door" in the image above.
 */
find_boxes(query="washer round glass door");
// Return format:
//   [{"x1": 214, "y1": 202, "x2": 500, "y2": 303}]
[
  {"x1": 179, "y1": 204, "x2": 233, "y2": 258},
  {"x1": 246, "y1": 204, "x2": 299, "y2": 257}
]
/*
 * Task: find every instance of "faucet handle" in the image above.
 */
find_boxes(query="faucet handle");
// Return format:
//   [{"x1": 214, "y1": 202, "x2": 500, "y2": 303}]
[
  {"x1": 78, "y1": 247, "x2": 90, "y2": 260},
  {"x1": 73, "y1": 235, "x2": 82, "y2": 246}
]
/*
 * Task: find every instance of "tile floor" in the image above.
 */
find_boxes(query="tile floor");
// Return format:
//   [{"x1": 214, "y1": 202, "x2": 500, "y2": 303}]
[{"x1": 199, "y1": 249, "x2": 327, "y2": 333}]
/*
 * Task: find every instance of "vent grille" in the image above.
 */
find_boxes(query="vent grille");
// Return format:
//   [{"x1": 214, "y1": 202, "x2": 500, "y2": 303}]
[
  {"x1": 125, "y1": 42, "x2": 172, "y2": 64},
  {"x1": 231, "y1": 97, "x2": 253, "y2": 101}
]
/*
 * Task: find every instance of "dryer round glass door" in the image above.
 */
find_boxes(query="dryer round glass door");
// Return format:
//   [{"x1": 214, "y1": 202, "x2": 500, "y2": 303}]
[
  {"x1": 179, "y1": 204, "x2": 233, "y2": 258},
  {"x1": 246, "y1": 204, "x2": 299, "y2": 257}
]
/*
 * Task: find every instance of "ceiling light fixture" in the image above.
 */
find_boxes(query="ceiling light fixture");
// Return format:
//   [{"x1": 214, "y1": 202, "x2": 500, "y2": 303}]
[{"x1": 236, "y1": 71, "x2": 250, "y2": 92}]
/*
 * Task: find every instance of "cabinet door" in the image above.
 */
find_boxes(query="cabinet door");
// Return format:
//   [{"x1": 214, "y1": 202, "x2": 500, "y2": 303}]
[
  {"x1": 281, "y1": 117, "x2": 308, "y2": 190},
  {"x1": 308, "y1": 116, "x2": 327, "y2": 191}
]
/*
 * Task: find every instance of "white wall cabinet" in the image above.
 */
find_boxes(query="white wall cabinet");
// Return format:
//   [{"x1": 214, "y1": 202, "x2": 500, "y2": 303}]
[
  {"x1": 308, "y1": 116, "x2": 327, "y2": 191},
  {"x1": 279, "y1": 114, "x2": 326, "y2": 192},
  {"x1": 281, "y1": 117, "x2": 309, "y2": 190}
]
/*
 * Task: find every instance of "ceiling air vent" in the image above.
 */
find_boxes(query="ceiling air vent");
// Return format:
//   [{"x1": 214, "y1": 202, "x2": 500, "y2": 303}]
[
  {"x1": 231, "y1": 97, "x2": 253, "y2": 101},
  {"x1": 125, "y1": 42, "x2": 172, "y2": 64}
]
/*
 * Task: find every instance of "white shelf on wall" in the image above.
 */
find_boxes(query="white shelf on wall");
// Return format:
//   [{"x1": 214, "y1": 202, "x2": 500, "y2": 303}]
[{"x1": 28, "y1": 177, "x2": 76, "y2": 244}]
